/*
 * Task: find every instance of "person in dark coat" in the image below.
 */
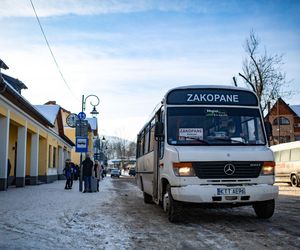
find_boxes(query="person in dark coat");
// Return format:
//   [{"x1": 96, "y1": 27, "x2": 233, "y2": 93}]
[
  {"x1": 63, "y1": 159, "x2": 72, "y2": 190},
  {"x1": 69, "y1": 162, "x2": 76, "y2": 187},
  {"x1": 73, "y1": 164, "x2": 79, "y2": 180},
  {"x1": 82, "y1": 154, "x2": 94, "y2": 193}
]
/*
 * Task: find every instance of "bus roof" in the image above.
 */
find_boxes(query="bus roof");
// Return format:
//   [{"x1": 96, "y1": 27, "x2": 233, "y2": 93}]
[
  {"x1": 270, "y1": 141, "x2": 300, "y2": 152},
  {"x1": 165, "y1": 84, "x2": 254, "y2": 95}
]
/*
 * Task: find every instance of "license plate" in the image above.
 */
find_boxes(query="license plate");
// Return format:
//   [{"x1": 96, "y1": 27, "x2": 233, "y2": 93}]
[{"x1": 217, "y1": 188, "x2": 246, "y2": 196}]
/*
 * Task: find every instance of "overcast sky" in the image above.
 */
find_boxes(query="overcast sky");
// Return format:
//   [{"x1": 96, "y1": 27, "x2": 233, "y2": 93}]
[{"x1": 1, "y1": 0, "x2": 299, "y2": 141}]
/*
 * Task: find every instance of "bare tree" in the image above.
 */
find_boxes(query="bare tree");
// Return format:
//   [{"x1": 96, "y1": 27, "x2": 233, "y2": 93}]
[
  {"x1": 238, "y1": 30, "x2": 291, "y2": 112},
  {"x1": 126, "y1": 142, "x2": 137, "y2": 158},
  {"x1": 104, "y1": 136, "x2": 136, "y2": 160}
]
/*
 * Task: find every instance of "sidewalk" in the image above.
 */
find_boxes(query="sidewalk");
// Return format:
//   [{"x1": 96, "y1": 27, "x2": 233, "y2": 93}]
[{"x1": 0, "y1": 178, "x2": 122, "y2": 250}]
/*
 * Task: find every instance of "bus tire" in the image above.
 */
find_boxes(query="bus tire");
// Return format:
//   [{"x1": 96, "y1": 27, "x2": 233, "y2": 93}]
[
  {"x1": 253, "y1": 199, "x2": 275, "y2": 219},
  {"x1": 143, "y1": 192, "x2": 153, "y2": 204},
  {"x1": 163, "y1": 184, "x2": 182, "y2": 223},
  {"x1": 290, "y1": 174, "x2": 299, "y2": 187}
]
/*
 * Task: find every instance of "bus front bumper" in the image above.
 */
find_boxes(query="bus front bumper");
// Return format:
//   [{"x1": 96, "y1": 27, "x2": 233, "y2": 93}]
[{"x1": 171, "y1": 184, "x2": 279, "y2": 203}]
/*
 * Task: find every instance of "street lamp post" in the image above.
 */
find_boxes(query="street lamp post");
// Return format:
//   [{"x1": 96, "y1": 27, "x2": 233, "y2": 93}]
[
  {"x1": 79, "y1": 94, "x2": 100, "y2": 192},
  {"x1": 100, "y1": 136, "x2": 106, "y2": 165}
]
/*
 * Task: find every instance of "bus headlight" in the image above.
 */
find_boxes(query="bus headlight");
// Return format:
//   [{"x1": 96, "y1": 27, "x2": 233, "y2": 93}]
[
  {"x1": 260, "y1": 161, "x2": 275, "y2": 175},
  {"x1": 173, "y1": 162, "x2": 195, "y2": 177}
]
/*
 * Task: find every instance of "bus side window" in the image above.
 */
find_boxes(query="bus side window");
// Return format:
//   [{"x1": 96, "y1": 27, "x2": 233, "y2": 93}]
[
  {"x1": 291, "y1": 148, "x2": 300, "y2": 161},
  {"x1": 281, "y1": 149, "x2": 291, "y2": 162},
  {"x1": 140, "y1": 131, "x2": 145, "y2": 156},
  {"x1": 144, "y1": 125, "x2": 150, "y2": 154},
  {"x1": 274, "y1": 151, "x2": 280, "y2": 162},
  {"x1": 136, "y1": 136, "x2": 141, "y2": 158},
  {"x1": 149, "y1": 124, "x2": 155, "y2": 152}
]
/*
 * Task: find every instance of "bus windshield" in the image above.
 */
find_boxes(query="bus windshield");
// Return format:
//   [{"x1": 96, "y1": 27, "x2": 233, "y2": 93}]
[{"x1": 167, "y1": 107, "x2": 266, "y2": 146}]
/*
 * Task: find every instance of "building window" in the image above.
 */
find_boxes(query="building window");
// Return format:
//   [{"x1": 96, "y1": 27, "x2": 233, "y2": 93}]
[
  {"x1": 273, "y1": 117, "x2": 290, "y2": 125},
  {"x1": 48, "y1": 145, "x2": 52, "y2": 168},
  {"x1": 53, "y1": 147, "x2": 56, "y2": 168}
]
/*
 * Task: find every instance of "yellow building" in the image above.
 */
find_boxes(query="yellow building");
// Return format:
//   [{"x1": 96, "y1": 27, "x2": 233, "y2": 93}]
[{"x1": 0, "y1": 70, "x2": 74, "y2": 191}]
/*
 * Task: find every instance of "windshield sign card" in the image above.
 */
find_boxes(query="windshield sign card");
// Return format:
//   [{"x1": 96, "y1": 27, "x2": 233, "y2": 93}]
[{"x1": 179, "y1": 128, "x2": 203, "y2": 140}]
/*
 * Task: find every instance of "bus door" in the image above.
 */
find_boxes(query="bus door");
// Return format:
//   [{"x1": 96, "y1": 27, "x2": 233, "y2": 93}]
[{"x1": 152, "y1": 108, "x2": 164, "y2": 202}]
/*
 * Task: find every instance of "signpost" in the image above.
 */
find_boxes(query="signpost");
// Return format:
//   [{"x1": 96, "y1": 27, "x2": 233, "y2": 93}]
[
  {"x1": 78, "y1": 94, "x2": 100, "y2": 192},
  {"x1": 75, "y1": 137, "x2": 88, "y2": 153},
  {"x1": 78, "y1": 111, "x2": 86, "y2": 120},
  {"x1": 76, "y1": 117, "x2": 88, "y2": 192},
  {"x1": 75, "y1": 120, "x2": 89, "y2": 137}
]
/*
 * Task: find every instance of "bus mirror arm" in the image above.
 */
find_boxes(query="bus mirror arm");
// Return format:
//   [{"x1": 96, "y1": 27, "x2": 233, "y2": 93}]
[{"x1": 155, "y1": 122, "x2": 164, "y2": 140}]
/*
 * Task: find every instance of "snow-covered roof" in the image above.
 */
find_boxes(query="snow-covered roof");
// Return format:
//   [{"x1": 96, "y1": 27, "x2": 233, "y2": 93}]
[
  {"x1": 1, "y1": 77, "x2": 53, "y2": 127},
  {"x1": 290, "y1": 105, "x2": 300, "y2": 117},
  {"x1": 86, "y1": 117, "x2": 97, "y2": 131},
  {"x1": 2, "y1": 73, "x2": 27, "y2": 93},
  {"x1": 34, "y1": 105, "x2": 60, "y2": 124}
]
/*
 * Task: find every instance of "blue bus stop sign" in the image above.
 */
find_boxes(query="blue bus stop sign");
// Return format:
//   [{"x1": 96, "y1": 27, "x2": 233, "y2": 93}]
[
  {"x1": 75, "y1": 137, "x2": 88, "y2": 152},
  {"x1": 78, "y1": 112, "x2": 86, "y2": 120}
]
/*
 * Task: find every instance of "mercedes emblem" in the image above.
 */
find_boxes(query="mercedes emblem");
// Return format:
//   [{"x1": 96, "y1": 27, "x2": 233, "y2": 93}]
[{"x1": 224, "y1": 163, "x2": 235, "y2": 175}]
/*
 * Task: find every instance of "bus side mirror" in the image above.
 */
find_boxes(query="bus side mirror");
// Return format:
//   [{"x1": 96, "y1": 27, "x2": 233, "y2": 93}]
[
  {"x1": 264, "y1": 121, "x2": 273, "y2": 139},
  {"x1": 155, "y1": 122, "x2": 164, "y2": 140}
]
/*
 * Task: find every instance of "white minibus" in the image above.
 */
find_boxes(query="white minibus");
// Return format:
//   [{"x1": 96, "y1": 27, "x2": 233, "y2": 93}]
[
  {"x1": 271, "y1": 141, "x2": 300, "y2": 187},
  {"x1": 136, "y1": 85, "x2": 278, "y2": 222}
]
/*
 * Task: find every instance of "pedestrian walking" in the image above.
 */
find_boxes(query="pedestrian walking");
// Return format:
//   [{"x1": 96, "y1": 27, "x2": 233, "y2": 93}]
[
  {"x1": 82, "y1": 154, "x2": 94, "y2": 193},
  {"x1": 63, "y1": 159, "x2": 72, "y2": 190},
  {"x1": 94, "y1": 160, "x2": 101, "y2": 192}
]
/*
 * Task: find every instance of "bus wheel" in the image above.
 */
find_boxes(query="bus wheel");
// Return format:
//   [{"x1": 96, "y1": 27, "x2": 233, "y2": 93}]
[
  {"x1": 143, "y1": 192, "x2": 153, "y2": 204},
  {"x1": 253, "y1": 199, "x2": 275, "y2": 219},
  {"x1": 290, "y1": 174, "x2": 299, "y2": 187},
  {"x1": 163, "y1": 184, "x2": 182, "y2": 223}
]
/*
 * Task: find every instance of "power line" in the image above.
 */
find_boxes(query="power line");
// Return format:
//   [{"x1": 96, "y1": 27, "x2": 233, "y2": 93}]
[{"x1": 29, "y1": 0, "x2": 79, "y2": 100}]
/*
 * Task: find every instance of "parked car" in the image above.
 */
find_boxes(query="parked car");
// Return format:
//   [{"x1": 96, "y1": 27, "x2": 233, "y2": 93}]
[
  {"x1": 129, "y1": 168, "x2": 136, "y2": 176},
  {"x1": 111, "y1": 168, "x2": 120, "y2": 178}
]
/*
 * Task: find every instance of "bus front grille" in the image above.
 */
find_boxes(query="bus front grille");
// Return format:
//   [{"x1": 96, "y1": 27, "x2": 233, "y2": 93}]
[{"x1": 193, "y1": 161, "x2": 262, "y2": 179}]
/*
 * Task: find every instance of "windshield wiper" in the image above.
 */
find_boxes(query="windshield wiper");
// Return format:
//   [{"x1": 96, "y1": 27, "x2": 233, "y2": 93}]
[
  {"x1": 213, "y1": 138, "x2": 246, "y2": 144},
  {"x1": 180, "y1": 136, "x2": 210, "y2": 145}
]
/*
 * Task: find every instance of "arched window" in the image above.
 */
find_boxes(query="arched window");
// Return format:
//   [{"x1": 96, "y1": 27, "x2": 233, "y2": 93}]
[{"x1": 273, "y1": 116, "x2": 290, "y2": 125}]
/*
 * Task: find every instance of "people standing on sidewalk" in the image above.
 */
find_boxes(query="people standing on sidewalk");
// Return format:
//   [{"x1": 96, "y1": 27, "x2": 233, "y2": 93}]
[
  {"x1": 63, "y1": 159, "x2": 72, "y2": 190},
  {"x1": 74, "y1": 164, "x2": 79, "y2": 180},
  {"x1": 94, "y1": 160, "x2": 102, "y2": 192},
  {"x1": 69, "y1": 162, "x2": 76, "y2": 187},
  {"x1": 82, "y1": 154, "x2": 94, "y2": 193}
]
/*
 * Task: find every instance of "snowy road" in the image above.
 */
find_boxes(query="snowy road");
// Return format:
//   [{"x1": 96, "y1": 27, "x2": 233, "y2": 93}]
[{"x1": 1, "y1": 177, "x2": 300, "y2": 250}]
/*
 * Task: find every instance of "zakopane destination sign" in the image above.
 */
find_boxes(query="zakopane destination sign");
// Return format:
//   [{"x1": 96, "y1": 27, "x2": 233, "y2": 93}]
[{"x1": 166, "y1": 88, "x2": 258, "y2": 106}]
